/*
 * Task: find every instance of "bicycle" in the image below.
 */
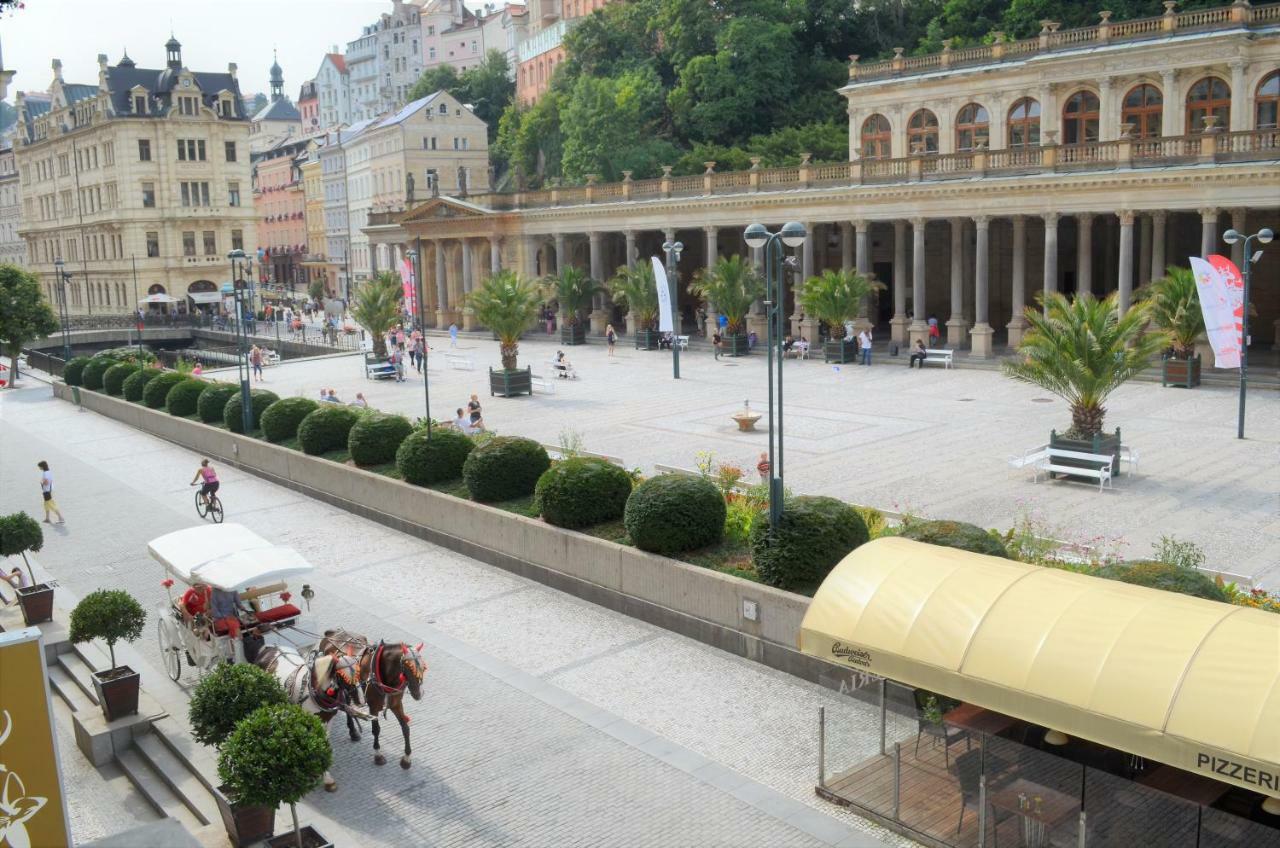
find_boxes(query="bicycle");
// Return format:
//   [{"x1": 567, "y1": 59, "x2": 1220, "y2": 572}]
[{"x1": 192, "y1": 485, "x2": 224, "y2": 523}]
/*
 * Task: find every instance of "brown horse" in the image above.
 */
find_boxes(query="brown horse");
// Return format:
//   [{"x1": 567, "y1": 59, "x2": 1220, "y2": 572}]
[{"x1": 319, "y1": 629, "x2": 426, "y2": 769}]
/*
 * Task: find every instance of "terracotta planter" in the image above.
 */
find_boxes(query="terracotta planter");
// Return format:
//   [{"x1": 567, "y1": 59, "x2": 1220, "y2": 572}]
[
  {"x1": 91, "y1": 666, "x2": 140, "y2": 722},
  {"x1": 216, "y1": 786, "x2": 275, "y2": 847},
  {"x1": 1161, "y1": 353, "x2": 1201, "y2": 388},
  {"x1": 16, "y1": 583, "x2": 54, "y2": 625},
  {"x1": 266, "y1": 825, "x2": 333, "y2": 848},
  {"x1": 489, "y1": 366, "x2": 532, "y2": 398}
]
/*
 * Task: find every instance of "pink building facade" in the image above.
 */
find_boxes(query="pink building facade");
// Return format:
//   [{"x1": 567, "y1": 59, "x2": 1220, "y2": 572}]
[{"x1": 252, "y1": 139, "x2": 309, "y2": 292}]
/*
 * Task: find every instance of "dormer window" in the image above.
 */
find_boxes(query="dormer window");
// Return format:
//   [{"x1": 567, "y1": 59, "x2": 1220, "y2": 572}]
[
  {"x1": 134, "y1": 95, "x2": 147, "y2": 114},
  {"x1": 178, "y1": 96, "x2": 198, "y2": 116}
]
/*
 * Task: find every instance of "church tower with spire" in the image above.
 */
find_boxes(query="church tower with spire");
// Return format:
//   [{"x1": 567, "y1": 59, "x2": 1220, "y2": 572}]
[{"x1": 249, "y1": 51, "x2": 302, "y2": 152}]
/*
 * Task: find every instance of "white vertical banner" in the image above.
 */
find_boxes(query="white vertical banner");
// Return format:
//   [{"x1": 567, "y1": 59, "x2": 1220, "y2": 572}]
[
  {"x1": 1188, "y1": 255, "x2": 1242, "y2": 368},
  {"x1": 653, "y1": 256, "x2": 674, "y2": 332}
]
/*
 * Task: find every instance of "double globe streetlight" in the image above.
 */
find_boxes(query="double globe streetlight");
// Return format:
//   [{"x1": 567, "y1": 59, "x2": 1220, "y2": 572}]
[
  {"x1": 222, "y1": 249, "x2": 255, "y2": 435},
  {"x1": 1222, "y1": 226, "x2": 1273, "y2": 440}
]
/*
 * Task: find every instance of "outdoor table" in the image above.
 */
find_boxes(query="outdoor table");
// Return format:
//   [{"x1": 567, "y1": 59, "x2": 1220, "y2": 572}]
[
  {"x1": 988, "y1": 778, "x2": 1078, "y2": 848},
  {"x1": 1138, "y1": 765, "x2": 1231, "y2": 807},
  {"x1": 944, "y1": 703, "x2": 1018, "y2": 737}
]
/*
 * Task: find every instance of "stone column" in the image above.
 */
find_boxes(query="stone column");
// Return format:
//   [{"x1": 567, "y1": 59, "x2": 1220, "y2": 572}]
[
  {"x1": 1138, "y1": 215, "x2": 1152, "y2": 286},
  {"x1": 946, "y1": 218, "x2": 967, "y2": 349},
  {"x1": 890, "y1": 220, "x2": 909, "y2": 343},
  {"x1": 703, "y1": 226, "x2": 720, "y2": 332},
  {"x1": 1161, "y1": 70, "x2": 1181, "y2": 137},
  {"x1": 624, "y1": 230, "x2": 637, "y2": 269},
  {"x1": 854, "y1": 220, "x2": 873, "y2": 332},
  {"x1": 971, "y1": 216, "x2": 994, "y2": 358},
  {"x1": 489, "y1": 236, "x2": 501, "y2": 275},
  {"x1": 1118, "y1": 210, "x2": 1135, "y2": 315},
  {"x1": 554, "y1": 232, "x2": 567, "y2": 274},
  {"x1": 747, "y1": 242, "x2": 768, "y2": 339},
  {"x1": 908, "y1": 217, "x2": 928, "y2": 346},
  {"x1": 1231, "y1": 209, "x2": 1248, "y2": 270},
  {"x1": 799, "y1": 222, "x2": 820, "y2": 342},
  {"x1": 588, "y1": 231, "x2": 609, "y2": 334},
  {"x1": 1098, "y1": 78, "x2": 1117, "y2": 141},
  {"x1": 1200, "y1": 208, "x2": 1218, "y2": 258},
  {"x1": 461, "y1": 239, "x2": 478, "y2": 329},
  {"x1": 1229, "y1": 61, "x2": 1248, "y2": 132},
  {"x1": 1076, "y1": 214, "x2": 1093, "y2": 297},
  {"x1": 1150, "y1": 211, "x2": 1167, "y2": 280},
  {"x1": 434, "y1": 240, "x2": 449, "y2": 327},
  {"x1": 791, "y1": 223, "x2": 812, "y2": 338},
  {"x1": 1043, "y1": 212, "x2": 1059, "y2": 309},
  {"x1": 522, "y1": 235, "x2": 539, "y2": 279},
  {"x1": 1007, "y1": 216, "x2": 1028, "y2": 347},
  {"x1": 840, "y1": 222, "x2": 853, "y2": 271}
]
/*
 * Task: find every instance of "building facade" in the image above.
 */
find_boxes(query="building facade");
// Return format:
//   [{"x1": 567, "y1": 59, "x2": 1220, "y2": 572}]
[
  {"x1": 419, "y1": 0, "x2": 483, "y2": 75},
  {"x1": 299, "y1": 150, "x2": 330, "y2": 294},
  {"x1": 0, "y1": 147, "x2": 25, "y2": 267},
  {"x1": 15, "y1": 38, "x2": 256, "y2": 316},
  {"x1": 516, "y1": 0, "x2": 608, "y2": 106},
  {"x1": 374, "y1": 0, "x2": 425, "y2": 108},
  {"x1": 297, "y1": 79, "x2": 321, "y2": 136},
  {"x1": 313, "y1": 53, "x2": 350, "y2": 129},
  {"x1": 249, "y1": 56, "x2": 302, "y2": 153},
  {"x1": 252, "y1": 138, "x2": 309, "y2": 293}
]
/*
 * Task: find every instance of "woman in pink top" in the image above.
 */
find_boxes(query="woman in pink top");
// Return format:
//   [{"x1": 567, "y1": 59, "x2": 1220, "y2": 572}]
[{"x1": 189, "y1": 459, "x2": 220, "y2": 509}]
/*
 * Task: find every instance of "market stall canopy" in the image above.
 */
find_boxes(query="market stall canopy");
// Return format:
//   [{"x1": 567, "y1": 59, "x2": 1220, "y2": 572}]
[
  {"x1": 139, "y1": 293, "x2": 180, "y2": 304},
  {"x1": 147, "y1": 523, "x2": 315, "y2": 593},
  {"x1": 800, "y1": 537, "x2": 1280, "y2": 798},
  {"x1": 187, "y1": 291, "x2": 224, "y2": 304}
]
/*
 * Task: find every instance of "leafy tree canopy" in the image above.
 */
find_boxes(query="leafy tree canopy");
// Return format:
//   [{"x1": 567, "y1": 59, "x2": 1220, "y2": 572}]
[{"x1": 408, "y1": 50, "x2": 515, "y2": 143}]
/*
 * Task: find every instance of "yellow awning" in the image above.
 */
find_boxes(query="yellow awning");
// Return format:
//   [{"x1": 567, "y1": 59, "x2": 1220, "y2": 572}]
[{"x1": 800, "y1": 537, "x2": 1280, "y2": 798}]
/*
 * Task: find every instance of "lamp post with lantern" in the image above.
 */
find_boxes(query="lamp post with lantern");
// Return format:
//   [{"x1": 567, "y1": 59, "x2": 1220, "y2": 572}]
[
  {"x1": 1221, "y1": 226, "x2": 1273, "y2": 439},
  {"x1": 224, "y1": 249, "x2": 255, "y2": 435},
  {"x1": 52, "y1": 257, "x2": 72, "y2": 363}
]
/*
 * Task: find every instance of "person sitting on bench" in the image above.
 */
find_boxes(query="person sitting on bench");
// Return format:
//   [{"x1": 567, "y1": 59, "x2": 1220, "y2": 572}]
[{"x1": 908, "y1": 339, "x2": 928, "y2": 369}]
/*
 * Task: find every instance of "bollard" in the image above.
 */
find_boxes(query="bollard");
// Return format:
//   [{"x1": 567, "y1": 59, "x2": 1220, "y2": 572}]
[{"x1": 818, "y1": 706, "x2": 826, "y2": 788}]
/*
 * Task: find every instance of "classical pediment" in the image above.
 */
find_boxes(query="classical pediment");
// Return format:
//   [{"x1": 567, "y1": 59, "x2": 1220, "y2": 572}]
[{"x1": 400, "y1": 196, "x2": 492, "y2": 224}]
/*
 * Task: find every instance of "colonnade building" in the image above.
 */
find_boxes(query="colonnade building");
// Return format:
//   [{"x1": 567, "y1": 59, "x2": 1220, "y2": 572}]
[{"x1": 368, "y1": 2, "x2": 1280, "y2": 357}]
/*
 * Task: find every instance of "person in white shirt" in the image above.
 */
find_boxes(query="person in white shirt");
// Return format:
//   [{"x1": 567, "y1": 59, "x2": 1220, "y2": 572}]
[
  {"x1": 858, "y1": 330, "x2": 873, "y2": 366},
  {"x1": 350, "y1": 393, "x2": 369, "y2": 408},
  {"x1": 452, "y1": 408, "x2": 476, "y2": 435},
  {"x1": 37, "y1": 460, "x2": 65, "y2": 524}
]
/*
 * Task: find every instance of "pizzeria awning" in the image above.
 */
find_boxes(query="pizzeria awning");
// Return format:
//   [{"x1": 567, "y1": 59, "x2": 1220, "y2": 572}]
[{"x1": 800, "y1": 537, "x2": 1280, "y2": 798}]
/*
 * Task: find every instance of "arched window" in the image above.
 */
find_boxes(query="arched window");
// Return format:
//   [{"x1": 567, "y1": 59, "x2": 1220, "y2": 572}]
[
  {"x1": 860, "y1": 114, "x2": 892, "y2": 159},
  {"x1": 1256, "y1": 70, "x2": 1280, "y2": 129},
  {"x1": 1062, "y1": 90, "x2": 1100, "y2": 144},
  {"x1": 955, "y1": 103, "x2": 990, "y2": 151},
  {"x1": 1007, "y1": 98, "x2": 1041, "y2": 148},
  {"x1": 1186, "y1": 77, "x2": 1230, "y2": 133},
  {"x1": 907, "y1": 109, "x2": 939, "y2": 155},
  {"x1": 1122, "y1": 84, "x2": 1163, "y2": 139}
]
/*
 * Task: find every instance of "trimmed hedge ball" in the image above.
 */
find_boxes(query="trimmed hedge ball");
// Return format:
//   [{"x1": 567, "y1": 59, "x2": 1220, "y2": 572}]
[
  {"x1": 223, "y1": 388, "x2": 280, "y2": 433},
  {"x1": 535, "y1": 457, "x2": 633, "y2": 529},
  {"x1": 261, "y1": 397, "x2": 319, "y2": 443},
  {"x1": 395, "y1": 427, "x2": 474, "y2": 485},
  {"x1": 165, "y1": 379, "x2": 207, "y2": 417},
  {"x1": 1097, "y1": 560, "x2": 1227, "y2": 602},
  {"x1": 297, "y1": 405, "x2": 362, "y2": 456},
  {"x1": 80, "y1": 357, "x2": 115, "y2": 390},
  {"x1": 462, "y1": 437, "x2": 551, "y2": 502},
  {"x1": 63, "y1": 356, "x2": 92, "y2": 386},
  {"x1": 898, "y1": 519, "x2": 1009, "y2": 558},
  {"x1": 347, "y1": 412, "x2": 413, "y2": 466},
  {"x1": 623, "y1": 474, "x2": 725, "y2": 555},
  {"x1": 122, "y1": 367, "x2": 161, "y2": 402},
  {"x1": 102, "y1": 362, "x2": 140, "y2": 396},
  {"x1": 142, "y1": 371, "x2": 187, "y2": 409},
  {"x1": 196, "y1": 383, "x2": 238, "y2": 423},
  {"x1": 750, "y1": 496, "x2": 869, "y2": 591}
]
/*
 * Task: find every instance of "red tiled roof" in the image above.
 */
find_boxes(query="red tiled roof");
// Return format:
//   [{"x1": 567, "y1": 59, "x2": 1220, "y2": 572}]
[{"x1": 326, "y1": 53, "x2": 347, "y2": 74}]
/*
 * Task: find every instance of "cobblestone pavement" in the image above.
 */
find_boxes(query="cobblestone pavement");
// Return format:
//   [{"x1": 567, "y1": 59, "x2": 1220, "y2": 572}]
[
  {"x1": 209, "y1": 331, "x2": 1280, "y2": 584},
  {"x1": 0, "y1": 381, "x2": 910, "y2": 848}
]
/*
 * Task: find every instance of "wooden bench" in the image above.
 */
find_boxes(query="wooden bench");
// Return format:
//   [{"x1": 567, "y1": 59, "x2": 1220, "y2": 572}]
[
  {"x1": 530, "y1": 374, "x2": 556, "y2": 394},
  {"x1": 444, "y1": 352, "x2": 474, "y2": 370},
  {"x1": 923, "y1": 349, "x2": 953, "y2": 368},
  {"x1": 1035, "y1": 448, "x2": 1114, "y2": 492}
]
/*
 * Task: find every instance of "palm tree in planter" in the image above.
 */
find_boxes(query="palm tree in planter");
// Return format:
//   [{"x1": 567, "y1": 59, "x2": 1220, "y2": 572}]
[
  {"x1": 0, "y1": 511, "x2": 53, "y2": 625},
  {"x1": 1003, "y1": 292, "x2": 1168, "y2": 473},
  {"x1": 350, "y1": 271, "x2": 403, "y2": 358},
  {"x1": 799, "y1": 269, "x2": 884, "y2": 363},
  {"x1": 218, "y1": 703, "x2": 334, "y2": 848},
  {"x1": 546, "y1": 265, "x2": 600, "y2": 345},
  {"x1": 68, "y1": 589, "x2": 147, "y2": 722},
  {"x1": 609, "y1": 263, "x2": 660, "y2": 349},
  {"x1": 691, "y1": 255, "x2": 765, "y2": 356},
  {"x1": 1141, "y1": 266, "x2": 1206, "y2": 388},
  {"x1": 469, "y1": 270, "x2": 542, "y2": 397}
]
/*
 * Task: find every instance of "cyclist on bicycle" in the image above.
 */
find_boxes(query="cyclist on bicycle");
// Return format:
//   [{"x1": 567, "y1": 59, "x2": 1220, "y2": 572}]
[{"x1": 190, "y1": 459, "x2": 220, "y2": 507}]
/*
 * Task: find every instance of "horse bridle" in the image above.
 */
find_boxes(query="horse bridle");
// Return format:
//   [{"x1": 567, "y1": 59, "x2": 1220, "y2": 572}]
[{"x1": 368, "y1": 640, "x2": 426, "y2": 696}]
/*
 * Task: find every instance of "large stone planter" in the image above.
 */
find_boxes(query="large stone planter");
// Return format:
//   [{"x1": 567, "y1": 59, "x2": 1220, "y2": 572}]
[
  {"x1": 634, "y1": 329, "x2": 660, "y2": 350},
  {"x1": 560, "y1": 324, "x2": 585, "y2": 346},
  {"x1": 823, "y1": 339, "x2": 858, "y2": 364},
  {"x1": 724, "y1": 334, "x2": 750, "y2": 357},
  {"x1": 1049, "y1": 428, "x2": 1123, "y2": 478},
  {"x1": 489, "y1": 366, "x2": 532, "y2": 398},
  {"x1": 1161, "y1": 353, "x2": 1201, "y2": 388}
]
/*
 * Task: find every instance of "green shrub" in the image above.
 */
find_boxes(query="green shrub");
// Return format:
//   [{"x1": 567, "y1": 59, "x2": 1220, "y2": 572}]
[
  {"x1": 189, "y1": 663, "x2": 288, "y2": 748},
  {"x1": 899, "y1": 519, "x2": 1009, "y2": 558},
  {"x1": 347, "y1": 412, "x2": 413, "y2": 466},
  {"x1": 142, "y1": 370, "x2": 187, "y2": 409},
  {"x1": 79, "y1": 357, "x2": 115, "y2": 390},
  {"x1": 750, "y1": 496, "x2": 869, "y2": 590},
  {"x1": 223, "y1": 388, "x2": 280, "y2": 433},
  {"x1": 1097, "y1": 560, "x2": 1227, "y2": 602},
  {"x1": 122, "y1": 367, "x2": 161, "y2": 402},
  {"x1": 623, "y1": 474, "x2": 726, "y2": 555},
  {"x1": 68, "y1": 589, "x2": 146, "y2": 669},
  {"x1": 395, "y1": 427, "x2": 474, "y2": 485},
  {"x1": 196, "y1": 382, "x2": 238, "y2": 423},
  {"x1": 535, "y1": 457, "x2": 633, "y2": 529},
  {"x1": 0, "y1": 511, "x2": 43, "y2": 585},
  {"x1": 297, "y1": 405, "x2": 362, "y2": 455},
  {"x1": 165, "y1": 379, "x2": 207, "y2": 417},
  {"x1": 94, "y1": 346, "x2": 155, "y2": 365},
  {"x1": 102, "y1": 362, "x2": 140, "y2": 396},
  {"x1": 63, "y1": 356, "x2": 92, "y2": 386},
  {"x1": 261, "y1": 397, "x2": 319, "y2": 443},
  {"x1": 462, "y1": 437, "x2": 550, "y2": 502}
]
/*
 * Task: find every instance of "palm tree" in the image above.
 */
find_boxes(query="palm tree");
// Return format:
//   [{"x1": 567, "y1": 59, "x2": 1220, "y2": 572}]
[
  {"x1": 545, "y1": 265, "x2": 601, "y2": 330},
  {"x1": 1139, "y1": 266, "x2": 1204, "y2": 359},
  {"x1": 608, "y1": 263, "x2": 659, "y2": 333},
  {"x1": 351, "y1": 271, "x2": 403, "y2": 357},
  {"x1": 798, "y1": 269, "x2": 884, "y2": 343},
  {"x1": 468, "y1": 270, "x2": 542, "y2": 371},
  {"x1": 1003, "y1": 292, "x2": 1169, "y2": 437},
  {"x1": 690, "y1": 255, "x2": 764, "y2": 336}
]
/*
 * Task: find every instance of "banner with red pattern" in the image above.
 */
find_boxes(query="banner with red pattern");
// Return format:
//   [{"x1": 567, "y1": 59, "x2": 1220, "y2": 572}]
[
  {"x1": 1189, "y1": 255, "x2": 1244, "y2": 368},
  {"x1": 400, "y1": 259, "x2": 417, "y2": 316}
]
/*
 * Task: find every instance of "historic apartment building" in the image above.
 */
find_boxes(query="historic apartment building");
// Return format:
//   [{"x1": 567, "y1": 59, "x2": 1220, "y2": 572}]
[
  {"x1": 15, "y1": 38, "x2": 256, "y2": 315},
  {"x1": 0, "y1": 147, "x2": 25, "y2": 267},
  {"x1": 516, "y1": 0, "x2": 609, "y2": 106},
  {"x1": 252, "y1": 137, "x2": 310, "y2": 292},
  {"x1": 369, "y1": 1, "x2": 1280, "y2": 357},
  {"x1": 299, "y1": 150, "x2": 330, "y2": 294}
]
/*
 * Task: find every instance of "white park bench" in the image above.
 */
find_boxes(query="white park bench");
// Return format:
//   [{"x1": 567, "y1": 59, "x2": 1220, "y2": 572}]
[
  {"x1": 1010, "y1": 444, "x2": 1138, "y2": 479},
  {"x1": 923, "y1": 349, "x2": 953, "y2": 368},
  {"x1": 675, "y1": 335, "x2": 690, "y2": 350},
  {"x1": 1035, "y1": 448, "x2": 1114, "y2": 492},
  {"x1": 530, "y1": 374, "x2": 556, "y2": 394},
  {"x1": 444, "y1": 352, "x2": 474, "y2": 370},
  {"x1": 548, "y1": 358, "x2": 578, "y2": 379}
]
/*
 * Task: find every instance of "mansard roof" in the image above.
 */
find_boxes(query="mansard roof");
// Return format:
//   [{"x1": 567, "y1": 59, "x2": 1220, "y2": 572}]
[{"x1": 105, "y1": 62, "x2": 245, "y2": 119}]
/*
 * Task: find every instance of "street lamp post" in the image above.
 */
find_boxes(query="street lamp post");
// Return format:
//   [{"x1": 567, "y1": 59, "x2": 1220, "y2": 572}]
[
  {"x1": 53, "y1": 258, "x2": 72, "y2": 363},
  {"x1": 225, "y1": 249, "x2": 254, "y2": 435},
  {"x1": 661, "y1": 239, "x2": 683, "y2": 380},
  {"x1": 406, "y1": 247, "x2": 432, "y2": 437},
  {"x1": 1222, "y1": 227, "x2": 1273, "y2": 440},
  {"x1": 743, "y1": 222, "x2": 808, "y2": 527}
]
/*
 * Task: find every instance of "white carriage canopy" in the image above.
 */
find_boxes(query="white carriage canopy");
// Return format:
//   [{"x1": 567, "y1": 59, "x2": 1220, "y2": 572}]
[{"x1": 147, "y1": 523, "x2": 314, "y2": 593}]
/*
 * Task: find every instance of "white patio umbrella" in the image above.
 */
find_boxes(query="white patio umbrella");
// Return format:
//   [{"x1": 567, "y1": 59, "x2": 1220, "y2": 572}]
[{"x1": 138, "y1": 293, "x2": 180, "y2": 304}]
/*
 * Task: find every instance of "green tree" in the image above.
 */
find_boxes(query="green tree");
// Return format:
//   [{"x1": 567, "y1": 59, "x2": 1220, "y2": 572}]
[
  {"x1": 562, "y1": 66, "x2": 667, "y2": 181},
  {"x1": 407, "y1": 64, "x2": 461, "y2": 103},
  {"x1": 0, "y1": 264, "x2": 59, "y2": 387},
  {"x1": 69, "y1": 589, "x2": 146, "y2": 670},
  {"x1": 545, "y1": 266, "x2": 602, "y2": 329},
  {"x1": 1139, "y1": 266, "x2": 1204, "y2": 359},
  {"x1": 798, "y1": 269, "x2": 884, "y2": 333},
  {"x1": 1003, "y1": 292, "x2": 1169, "y2": 436},
  {"x1": 307, "y1": 279, "x2": 326, "y2": 302},
  {"x1": 691, "y1": 255, "x2": 765, "y2": 335},
  {"x1": 0, "y1": 512, "x2": 43, "y2": 586},
  {"x1": 468, "y1": 270, "x2": 542, "y2": 370},
  {"x1": 608, "y1": 263, "x2": 660, "y2": 331},
  {"x1": 351, "y1": 271, "x2": 403, "y2": 358},
  {"x1": 408, "y1": 51, "x2": 514, "y2": 143}
]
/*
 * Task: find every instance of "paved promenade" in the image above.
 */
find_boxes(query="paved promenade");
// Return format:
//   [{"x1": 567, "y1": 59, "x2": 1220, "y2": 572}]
[{"x1": 0, "y1": 380, "x2": 903, "y2": 848}]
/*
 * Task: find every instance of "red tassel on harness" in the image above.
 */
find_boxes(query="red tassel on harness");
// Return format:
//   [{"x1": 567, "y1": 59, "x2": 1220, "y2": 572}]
[
  {"x1": 161, "y1": 579, "x2": 174, "y2": 588},
  {"x1": 399, "y1": 673, "x2": 406, "y2": 684},
  {"x1": 327, "y1": 687, "x2": 336, "y2": 697}
]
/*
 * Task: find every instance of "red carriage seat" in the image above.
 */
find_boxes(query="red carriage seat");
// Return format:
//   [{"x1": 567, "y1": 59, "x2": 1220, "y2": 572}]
[{"x1": 255, "y1": 603, "x2": 302, "y2": 624}]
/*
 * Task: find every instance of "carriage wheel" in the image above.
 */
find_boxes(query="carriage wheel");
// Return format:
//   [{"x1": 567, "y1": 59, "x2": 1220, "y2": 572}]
[
  {"x1": 208, "y1": 495, "x2": 224, "y2": 524},
  {"x1": 194, "y1": 489, "x2": 208, "y2": 518},
  {"x1": 157, "y1": 619, "x2": 182, "y2": 682}
]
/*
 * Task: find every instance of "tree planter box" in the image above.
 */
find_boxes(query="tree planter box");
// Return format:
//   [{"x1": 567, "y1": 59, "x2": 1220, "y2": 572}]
[
  {"x1": 634, "y1": 329, "x2": 660, "y2": 350},
  {"x1": 1161, "y1": 354, "x2": 1201, "y2": 388},
  {"x1": 91, "y1": 666, "x2": 140, "y2": 721},
  {"x1": 267, "y1": 826, "x2": 333, "y2": 848},
  {"x1": 560, "y1": 324, "x2": 585, "y2": 345},
  {"x1": 216, "y1": 787, "x2": 275, "y2": 847},
  {"x1": 724, "y1": 334, "x2": 750, "y2": 357},
  {"x1": 823, "y1": 339, "x2": 858, "y2": 363},
  {"x1": 489, "y1": 366, "x2": 532, "y2": 398},
  {"x1": 1050, "y1": 428, "x2": 1123, "y2": 478},
  {"x1": 16, "y1": 583, "x2": 54, "y2": 625}
]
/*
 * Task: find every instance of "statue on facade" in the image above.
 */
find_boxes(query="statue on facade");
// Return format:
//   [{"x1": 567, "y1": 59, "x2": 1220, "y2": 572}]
[
  {"x1": 457, "y1": 166, "x2": 468, "y2": 197},
  {"x1": 405, "y1": 172, "x2": 415, "y2": 205}
]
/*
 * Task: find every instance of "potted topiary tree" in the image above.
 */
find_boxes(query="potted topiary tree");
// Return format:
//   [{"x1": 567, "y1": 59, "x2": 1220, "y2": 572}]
[
  {"x1": 1141, "y1": 266, "x2": 1205, "y2": 389},
  {"x1": 691, "y1": 256, "x2": 764, "y2": 356},
  {"x1": 608, "y1": 263, "x2": 660, "y2": 350},
  {"x1": 798, "y1": 269, "x2": 884, "y2": 363},
  {"x1": 469, "y1": 270, "x2": 542, "y2": 398},
  {"x1": 546, "y1": 266, "x2": 600, "y2": 346},
  {"x1": 218, "y1": 703, "x2": 334, "y2": 848},
  {"x1": 68, "y1": 589, "x2": 147, "y2": 721},
  {"x1": 189, "y1": 664, "x2": 289, "y2": 847},
  {"x1": 0, "y1": 511, "x2": 53, "y2": 625}
]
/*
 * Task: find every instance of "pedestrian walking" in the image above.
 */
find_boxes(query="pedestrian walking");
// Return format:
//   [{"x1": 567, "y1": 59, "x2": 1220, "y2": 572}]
[
  {"x1": 712, "y1": 329, "x2": 723, "y2": 360},
  {"x1": 605, "y1": 324, "x2": 617, "y2": 357},
  {"x1": 390, "y1": 347, "x2": 405, "y2": 382},
  {"x1": 37, "y1": 460, "x2": 64, "y2": 524},
  {"x1": 544, "y1": 307, "x2": 555, "y2": 335},
  {"x1": 250, "y1": 345, "x2": 265, "y2": 382},
  {"x1": 858, "y1": 329, "x2": 873, "y2": 366},
  {"x1": 449, "y1": 323, "x2": 459, "y2": 347},
  {"x1": 410, "y1": 330, "x2": 424, "y2": 372},
  {"x1": 467, "y1": 393, "x2": 483, "y2": 424}
]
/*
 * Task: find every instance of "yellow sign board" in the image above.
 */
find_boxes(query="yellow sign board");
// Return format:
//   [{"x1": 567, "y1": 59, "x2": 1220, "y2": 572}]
[{"x1": 0, "y1": 628, "x2": 71, "y2": 848}]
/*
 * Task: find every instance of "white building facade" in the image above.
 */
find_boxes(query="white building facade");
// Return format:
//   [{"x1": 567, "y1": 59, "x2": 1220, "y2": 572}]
[{"x1": 0, "y1": 147, "x2": 24, "y2": 267}]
